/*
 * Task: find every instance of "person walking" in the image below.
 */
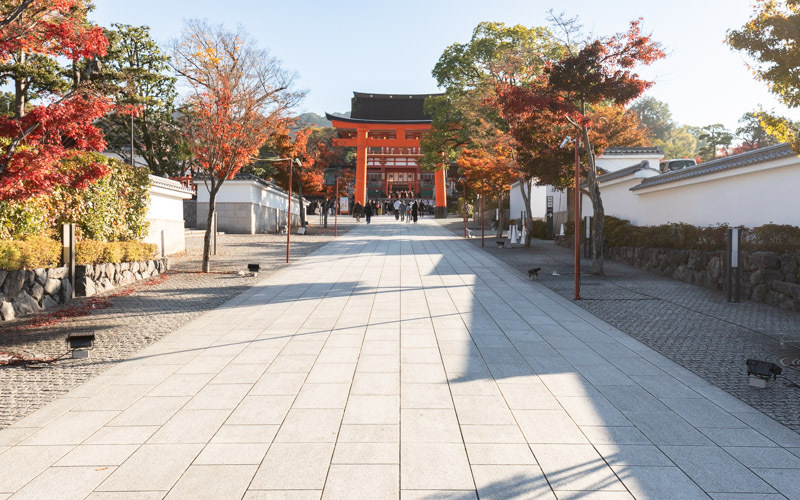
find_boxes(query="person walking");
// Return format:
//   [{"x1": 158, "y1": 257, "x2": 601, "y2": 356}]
[
  {"x1": 365, "y1": 202, "x2": 373, "y2": 224},
  {"x1": 399, "y1": 201, "x2": 407, "y2": 222},
  {"x1": 393, "y1": 199, "x2": 401, "y2": 220},
  {"x1": 411, "y1": 200, "x2": 419, "y2": 223},
  {"x1": 353, "y1": 201, "x2": 362, "y2": 222}
]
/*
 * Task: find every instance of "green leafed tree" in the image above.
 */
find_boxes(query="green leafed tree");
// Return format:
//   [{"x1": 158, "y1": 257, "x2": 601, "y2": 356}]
[
  {"x1": 422, "y1": 22, "x2": 563, "y2": 240},
  {"x1": 735, "y1": 111, "x2": 781, "y2": 151},
  {"x1": 657, "y1": 126, "x2": 697, "y2": 160},
  {"x1": 98, "y1": 23, "x2": 186, "y2": 176},
  {"x1": 696, "y1": 123, "x2": 734, "y2": 160},
  {"x1": 630, "y1": 96, "x2": 674, "y2": 141},
  {"x1": 727, "y1": 1, "x2": 800, "y2": 151}
]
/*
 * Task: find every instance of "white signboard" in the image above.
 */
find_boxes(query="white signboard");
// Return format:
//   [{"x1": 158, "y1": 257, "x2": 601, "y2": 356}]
[{"x1": 339, "y1": 197, "x2": 349, "y2": 214}]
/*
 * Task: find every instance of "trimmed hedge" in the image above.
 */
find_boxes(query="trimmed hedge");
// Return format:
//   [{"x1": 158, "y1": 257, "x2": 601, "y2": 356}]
[
  {"x1": 0, "y1": 238, "x2": 157, "y2": 270},
  {"x1": 75, "y1": 240, "x2": 157, "y2": 266},
  {"x1": 0, "y1": 236, "x2": 61, "y2": 270},
  {"x1": 564, "y1": 216, "x2": 800, "y2": 255}
]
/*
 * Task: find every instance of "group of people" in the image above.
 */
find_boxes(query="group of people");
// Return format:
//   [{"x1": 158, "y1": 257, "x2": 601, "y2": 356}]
[
  {"x1": 391, "y1": 199, "x2": 419, "y2": 223},
  {"x1": 349, "y1": 199, "x2": 429, "y2": 224}
]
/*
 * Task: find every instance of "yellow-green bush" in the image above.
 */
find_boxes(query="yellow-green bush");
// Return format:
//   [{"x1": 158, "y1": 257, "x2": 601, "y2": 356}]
[
  {"x1": 76, "y1": 240, "x2": 106, "y2": 266},
  {"x1": 123, "y1": 241, "x2": 157, "y2": 262},
  {"x1": 0, "y1": 236, "x2": 61, "y2": 269},
  {"x1": 0, "y1": 240, "x2": 22, "y2": 269},
  {"x1": 75, "y1": 240, "x2": 157, "y2": 266},
  {"x1": 102, "y1": 242, "x2": 125, "y2": 264},
  {"x1": 0, "y1": 238, "x2": 157, "y2": 269}
]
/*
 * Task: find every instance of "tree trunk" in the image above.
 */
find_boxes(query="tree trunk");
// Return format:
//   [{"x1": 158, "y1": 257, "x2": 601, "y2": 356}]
[
  {"x1": 581, "y1": 126, "x2": 605, "y2": 275},
  {"x1": 322, "y1": 198, "x2": 330, "y2": 228},
  {"x1": 518, "y1": 179, "x2": 534, "y2": 247},
  {"x1": 14, "y1": 52, "x2": 26, "y2": 119},
  {"x1": 202, "y1": 179, "x2": 218, "y2": 273}
]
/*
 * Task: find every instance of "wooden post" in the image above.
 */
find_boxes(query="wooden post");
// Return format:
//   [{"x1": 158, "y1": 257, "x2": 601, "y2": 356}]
[{"x1": 61, "y1": 223, "x2": 75, "y2": 299}]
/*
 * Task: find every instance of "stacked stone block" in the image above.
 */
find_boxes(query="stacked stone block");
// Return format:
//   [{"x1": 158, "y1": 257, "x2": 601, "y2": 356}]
[{"x1": 0, "y1": 258, "x2": 168, "y2": 322}]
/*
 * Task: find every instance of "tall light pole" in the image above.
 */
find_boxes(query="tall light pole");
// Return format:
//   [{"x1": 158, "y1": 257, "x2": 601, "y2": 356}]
[
  {"x1": 286, "y1": 159, "x2": 293, "y2": 263},
  {"x1": 481, "y1": 187, "x2": 485, "y2": 248},
  {"x1": 560, "y1": 136, "x2": 581, "y2": 301},
  {"x1": 334, "y1": 172, "x2": 339, "y2": 237},
  {"x1": 130, "y1": 114, "x2": 135, "y2": 166},
  {"x1": 261, "y1": 157, "x2": 301, "y2": 263},
  {"x1": 573, "y1": 138, "x2": 581, "y2": 301},
  {"x1": 459, "y1": 177, "x2": 468, "y2": 238}
]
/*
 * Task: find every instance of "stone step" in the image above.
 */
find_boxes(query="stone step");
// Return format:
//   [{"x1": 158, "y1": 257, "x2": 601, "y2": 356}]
[{"x1": 184, "y1": 229, "x2": 225, "y2": 236}]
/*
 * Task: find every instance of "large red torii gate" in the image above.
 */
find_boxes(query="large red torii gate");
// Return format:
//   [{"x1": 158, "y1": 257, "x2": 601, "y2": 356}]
[{"x1": 326, "y1": 92, "x2": 447, "y2": 217}]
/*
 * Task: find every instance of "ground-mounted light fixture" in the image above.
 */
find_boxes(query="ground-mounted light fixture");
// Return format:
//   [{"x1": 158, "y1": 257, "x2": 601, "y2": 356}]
[
  {"x1": 746, "y1": 359, "x2": 782, "y2": 388},
  {"x1": 248, "y1": 263, "x2": 260, "y2": 273},
  {"x1": 67, "y1": 331, "x2": 95, "y2": 359}
]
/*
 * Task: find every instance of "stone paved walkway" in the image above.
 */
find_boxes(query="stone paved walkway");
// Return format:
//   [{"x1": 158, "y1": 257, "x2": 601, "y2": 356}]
[
  {"x1": 1, "y1": 217, "x2": 799, "y2": 499},
  {"x1": 0, "y1": 223, "x2": 353, "y2": 429},
  {"x1": 437, "y1": 219, "x2": 800, "y2": 435}
]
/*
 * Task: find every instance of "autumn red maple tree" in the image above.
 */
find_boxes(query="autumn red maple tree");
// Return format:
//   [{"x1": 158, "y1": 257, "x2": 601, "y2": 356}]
[
  {"x1": 271, "y1": 126, "x2": 326, "y2": 228},
  {"x1": 0, "y1": 0, "x2": 111, "y2": 201},
  {"x1": 495, "y1": 18, "x2": 664, "y2": 273},
  {"x1": 456, "y1": 138, "x2": 518, "y2": 238},
  {"x1": 171, "y1": 20, "x2": 304, "y2": 271}
]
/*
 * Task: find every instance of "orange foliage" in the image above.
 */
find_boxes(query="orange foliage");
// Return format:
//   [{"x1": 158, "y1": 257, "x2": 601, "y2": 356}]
[
  {"x1": 456, "y1": 140, "x2": 517, "y2": 198},
  {"x1": 588, "y1": 104, "x2": 654, "y2": 153}
]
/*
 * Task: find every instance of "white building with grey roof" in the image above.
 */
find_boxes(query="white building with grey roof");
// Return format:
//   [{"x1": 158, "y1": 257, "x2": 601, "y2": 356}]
[{"x1": 585, "y1": 143, "x2": 800, "y2": 228}]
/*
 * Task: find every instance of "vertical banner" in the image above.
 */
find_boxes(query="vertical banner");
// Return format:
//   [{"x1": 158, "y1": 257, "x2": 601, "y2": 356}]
[{"x1": 339, "y1": 197, "x2": 349, "y2": 215}]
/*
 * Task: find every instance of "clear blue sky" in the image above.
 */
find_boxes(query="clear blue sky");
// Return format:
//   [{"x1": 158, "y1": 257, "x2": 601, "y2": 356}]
[{"x1": 92, "y1": 0, "x2": 798, "y2": 132}]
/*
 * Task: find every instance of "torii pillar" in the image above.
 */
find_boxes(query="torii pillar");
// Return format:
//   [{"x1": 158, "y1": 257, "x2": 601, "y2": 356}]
[{"x1": 434, "y1": 168, "x2": 447, "y2": 218}]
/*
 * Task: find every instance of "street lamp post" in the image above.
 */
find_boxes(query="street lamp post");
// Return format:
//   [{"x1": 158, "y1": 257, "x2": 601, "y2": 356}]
[
  {"x1": 459, "y1": 177, "x2": 468, "y2": 238},
  {"x1": 334, "y1": 172, "x2": 339, "y2": 237},
  {"x1": 573, "y1": 138, "x2": 581, "y2": 301},
  {"x1": 286, "y1": 159, "x2": 293, "y2": 263},
  {"x1": 481, "y1": 189, "x2": 485, "y2": 248},
  {"x1": 560, "y1": 135, "x2": 581, "y2": 301},
  {"x1": 259, "y1": 157, "x2": 300, "y2": 263}
]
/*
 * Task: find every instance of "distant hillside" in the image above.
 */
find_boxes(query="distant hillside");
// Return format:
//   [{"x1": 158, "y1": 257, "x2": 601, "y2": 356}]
[{"x1": 294, "y1": 111, "x2": 350, "y2": 130}]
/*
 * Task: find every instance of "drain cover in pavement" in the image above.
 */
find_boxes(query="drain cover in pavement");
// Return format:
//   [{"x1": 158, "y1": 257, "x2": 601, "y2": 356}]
[{"x1": 779, "y1": 357, "x2": 800, "y2": 370}]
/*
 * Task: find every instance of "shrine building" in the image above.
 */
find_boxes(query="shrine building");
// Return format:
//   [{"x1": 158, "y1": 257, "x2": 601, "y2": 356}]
[{"x1": 326, "y1": 92, "x2": 448, "y2": 217}]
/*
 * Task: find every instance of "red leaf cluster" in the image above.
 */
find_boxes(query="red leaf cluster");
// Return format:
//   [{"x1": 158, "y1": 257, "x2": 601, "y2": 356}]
[
  {"x1": 0, "y1": 0, "x2": 108, "y2": 60},
  {"x1": 0, "y1": 0, "x2": 111, "y2": 201},
  {"x1": 0, "y1": 93, "x2": 112, "y2": 200}
]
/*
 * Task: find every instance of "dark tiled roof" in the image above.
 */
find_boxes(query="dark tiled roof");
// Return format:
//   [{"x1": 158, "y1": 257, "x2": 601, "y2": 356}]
[
  {"x1": 602, "y1": 146, "x2": 664, "y2": 155},
  {"x1": 149, "y1": 175, "x2": 194, "y2": 194},
  {"x1": 198, "y1": 173, "x2": 287, "y2": 193},
  {"x1": 233, "y1": 172, "x2": 272, "y2": 187},
  {"x1": 349, "y1": 92, "x2": 442, "y2": 121},
  {"x1": 632, "y1": 143, "x2": 797, "y2": 191},
  {"x1": 325, "y1": 113, "x2": 432, "y2": 125},
  {"x1": 597, "y1": 161, "x2": 657, "y2": 182}
]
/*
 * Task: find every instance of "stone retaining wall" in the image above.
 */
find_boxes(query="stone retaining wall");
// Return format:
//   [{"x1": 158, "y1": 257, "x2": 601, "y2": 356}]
[
  {"x1": 0, "y1": 258, "x2": 168, "y2": 322},
  {"x1": 556, "y1": 237, "x2": 800, "y2": 311},
  {"x1": 605, "y1": 247, "x2": 800, "y2": 311}
]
